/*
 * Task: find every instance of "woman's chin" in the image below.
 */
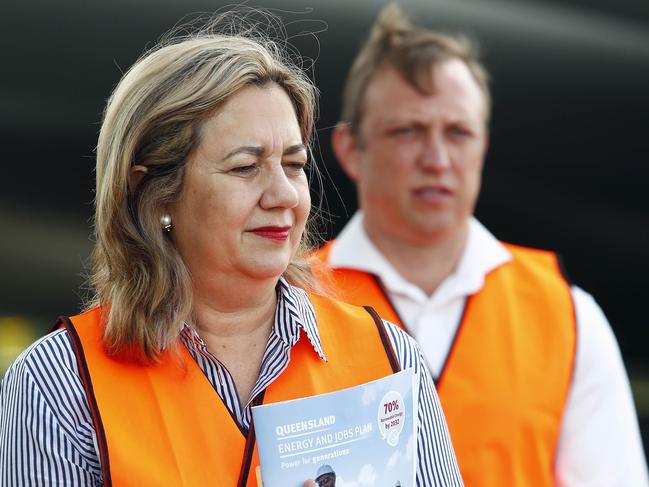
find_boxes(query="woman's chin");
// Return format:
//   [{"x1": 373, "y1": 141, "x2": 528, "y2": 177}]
[{"x1": 242, "y1": 261, "x2": 290, "y2": 282}]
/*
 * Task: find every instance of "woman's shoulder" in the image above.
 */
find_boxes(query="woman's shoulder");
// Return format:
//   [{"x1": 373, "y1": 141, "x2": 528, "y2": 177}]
[
  {"x1": 298, "y1": 287, "x2": 425, "y2": 370},
  {"x1": 1, "y1": 326, "x2": 92, "y2": 435},
  {"x1": 2, "y1": 327, "x2": 80, "y2": 389},
  {"x1": 380, "y1": 319, "x2": 426, "y2": 373},
  {"x1": 0, "y1": 327, "x2": 101, "y2": 483}
]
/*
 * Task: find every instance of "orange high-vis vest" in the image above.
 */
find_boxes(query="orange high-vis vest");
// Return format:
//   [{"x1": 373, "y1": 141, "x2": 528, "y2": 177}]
[
  {"x1": 54, "y1": 293, "x2": 399, "y2": 487},
  {"x1": 312, "y1": 241, "x2": 576, "y2": 487}
]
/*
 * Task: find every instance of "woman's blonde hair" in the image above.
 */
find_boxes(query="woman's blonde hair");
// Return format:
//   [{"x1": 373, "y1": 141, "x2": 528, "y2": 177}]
[{"x1": 89, "y1": 13, "x2": 318, "y2": 362}]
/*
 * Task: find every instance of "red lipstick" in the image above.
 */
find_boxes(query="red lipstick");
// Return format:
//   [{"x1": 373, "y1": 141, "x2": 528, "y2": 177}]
[{"x1": 249, "y1": 226, "x2": 291, "y2": 240}]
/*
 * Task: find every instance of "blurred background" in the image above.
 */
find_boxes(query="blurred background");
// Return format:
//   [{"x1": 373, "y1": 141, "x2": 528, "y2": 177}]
[{"x1": 1, "y1": 0, "x2": 647, "y2": 458}]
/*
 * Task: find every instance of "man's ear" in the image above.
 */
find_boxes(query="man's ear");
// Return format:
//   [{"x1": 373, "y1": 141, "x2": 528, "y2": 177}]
[
  {"x1": 331, "y1": 123, "x2": 362, "y2": 182},
  {"x1": 128, "y1": 164, "x2": 148, "y2": 192}
]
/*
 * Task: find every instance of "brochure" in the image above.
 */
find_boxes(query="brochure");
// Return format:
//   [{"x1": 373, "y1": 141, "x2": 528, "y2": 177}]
[{"x1": 252, "y1": 369, "x2": 416, "y2": 487}]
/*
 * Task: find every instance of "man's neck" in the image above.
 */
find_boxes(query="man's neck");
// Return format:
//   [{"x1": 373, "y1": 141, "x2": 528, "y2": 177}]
[{"x1": 365, "y1": 223, "x2": 469, "y2": 296}]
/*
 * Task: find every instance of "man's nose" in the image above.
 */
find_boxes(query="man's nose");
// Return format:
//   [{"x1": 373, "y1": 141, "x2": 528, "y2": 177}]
[{"x1": 419, "y1": 130, "x2": 450, "y2": 170}]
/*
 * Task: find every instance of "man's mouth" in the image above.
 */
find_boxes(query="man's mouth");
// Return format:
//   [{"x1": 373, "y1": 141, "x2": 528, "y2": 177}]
[{"x1": 412, "y1": 186, "x2": 453, "y2": 204}]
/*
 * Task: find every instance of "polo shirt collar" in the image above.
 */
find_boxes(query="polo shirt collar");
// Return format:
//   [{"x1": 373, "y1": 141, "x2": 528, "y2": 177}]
[{"x1": 329, "y1": 211, "x2": 511, "y2": 302}]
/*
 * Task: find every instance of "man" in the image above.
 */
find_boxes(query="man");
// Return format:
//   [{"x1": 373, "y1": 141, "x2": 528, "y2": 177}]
[
  {"x1": 314, "y1": 4, "x2": 648, "y2": 486},
  {"x1": 315, "y1": 464, "x2": 336, "y2": 487}
]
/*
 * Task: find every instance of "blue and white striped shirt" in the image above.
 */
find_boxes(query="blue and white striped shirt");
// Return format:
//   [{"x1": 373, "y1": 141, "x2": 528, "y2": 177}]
[{"x1": 0, "y1": 280, "x2": 463, "y2": 486}]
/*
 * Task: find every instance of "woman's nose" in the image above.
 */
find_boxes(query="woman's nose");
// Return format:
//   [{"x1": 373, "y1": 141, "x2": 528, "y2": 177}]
[{"x1": 259, "y1": 165, "x2": 300, "y2": 209}]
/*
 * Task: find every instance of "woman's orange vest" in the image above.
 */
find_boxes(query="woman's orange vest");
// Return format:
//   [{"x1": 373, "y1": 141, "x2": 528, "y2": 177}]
[
  {"x1": 54, "y1": 293, "x2": 399, "y2": 487},
  {"x1": 312, "y1": 241, "x2": 576, "y2": 487}
]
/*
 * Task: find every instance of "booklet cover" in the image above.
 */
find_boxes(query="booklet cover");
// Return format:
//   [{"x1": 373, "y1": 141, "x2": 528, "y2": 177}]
[{"x1": 252, "y1": 369, "x2": 416, "y2": 487}]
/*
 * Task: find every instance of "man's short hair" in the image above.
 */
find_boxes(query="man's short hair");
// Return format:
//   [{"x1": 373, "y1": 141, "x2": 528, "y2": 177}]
[{"x1": 340, "y1": 3, "x2": 491, "y2": 135}]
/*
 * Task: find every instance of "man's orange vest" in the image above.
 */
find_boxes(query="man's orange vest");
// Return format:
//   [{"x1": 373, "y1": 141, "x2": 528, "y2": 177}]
[
  {"x1": 312, "y1": 241, "x2": 576, "y2": 487},
  {"x1": 54, "y1": 293, "x2": 399, "y2": 487}
]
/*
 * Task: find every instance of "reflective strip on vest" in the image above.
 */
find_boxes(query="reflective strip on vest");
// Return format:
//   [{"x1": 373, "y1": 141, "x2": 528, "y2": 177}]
[
  {"x1": 56, "y1": 293, "x2": 398, "y2": 487},
  {"x1": 312, "y1": 241, "x2": 577, "y2": 487}
]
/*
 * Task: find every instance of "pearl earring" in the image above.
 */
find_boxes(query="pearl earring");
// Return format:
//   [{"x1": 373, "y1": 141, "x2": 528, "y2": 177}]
[{"x1": 160, "y1": 214, "x2": 172, "y2": 232}]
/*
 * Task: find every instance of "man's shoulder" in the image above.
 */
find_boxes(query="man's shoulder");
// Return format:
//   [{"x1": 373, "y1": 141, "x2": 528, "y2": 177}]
[
  {"x1": 499, "y1": 241, "x2": 557, "y2": 259},
  {"x1": 496, "y1": 241, "x2": 569, "y2": 281},
  {"x1": 474, "y1": 241, "x2": 575, "y2": 326}
]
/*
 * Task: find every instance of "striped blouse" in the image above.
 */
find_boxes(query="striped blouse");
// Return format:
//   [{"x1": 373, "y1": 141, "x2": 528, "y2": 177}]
[{"x1": 0, "y1": 279, "x2": 463, "y2": 486}]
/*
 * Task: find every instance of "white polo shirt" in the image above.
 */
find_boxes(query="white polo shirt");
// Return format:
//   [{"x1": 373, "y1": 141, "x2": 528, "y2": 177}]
[{"x1": 327, "y1": 211, "x2": 648, "y2": 486}]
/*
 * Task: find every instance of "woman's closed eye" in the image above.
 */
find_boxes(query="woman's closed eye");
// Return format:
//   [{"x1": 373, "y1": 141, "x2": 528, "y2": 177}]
[
  {"x1": 229, "y1": 163, "x2": 259, "y2": 176},
  {"x1": 283, "y1": 160, "x2": 307, "y2": 173}
]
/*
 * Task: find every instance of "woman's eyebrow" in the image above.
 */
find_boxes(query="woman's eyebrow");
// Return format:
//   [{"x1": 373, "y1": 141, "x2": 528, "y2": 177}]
[
  {"x1": 284, "y1": 143, "x2": 307, "y2": 156},
  {"x1": 222, "y1": 146, "x2": 264, "y2": 161},
  {"x1": 222, "y1": 143, "x2": 307, "y2": 161}
]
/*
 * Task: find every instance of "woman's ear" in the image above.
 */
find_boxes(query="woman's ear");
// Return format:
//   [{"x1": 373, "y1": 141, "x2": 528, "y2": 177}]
[
  {"x1": 331, "y1": 123, "x2": 362, "y2": 182},
  {"x1": 128, "y1": 165, "x2": 149, "y2": 192}
]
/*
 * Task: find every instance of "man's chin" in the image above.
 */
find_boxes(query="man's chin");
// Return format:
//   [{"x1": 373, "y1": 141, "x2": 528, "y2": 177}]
[{"x1": 405, "y1": 218, "x2": 467, "y2": 245}]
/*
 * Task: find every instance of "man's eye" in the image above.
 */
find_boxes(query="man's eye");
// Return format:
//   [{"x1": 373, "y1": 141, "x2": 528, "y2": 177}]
[
  {"x1": 448, "y1": 126, "x2": 473, "y2": 138},
  {"x1": 390, "y1": 126, "x2": 415, "y2": 137}
]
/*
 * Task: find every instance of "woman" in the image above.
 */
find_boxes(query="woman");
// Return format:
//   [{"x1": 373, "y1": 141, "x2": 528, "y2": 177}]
[{"x1": 0, "y1": 15, "x2": 462, "y2": 487}]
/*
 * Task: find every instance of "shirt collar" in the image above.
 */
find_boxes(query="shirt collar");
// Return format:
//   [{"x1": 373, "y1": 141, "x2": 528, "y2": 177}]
[
  {"x1": 329, "y1": 211, "x2": 511, "y2": 301},
  {"x1": 330, "y1": 212, "x2": 425, "y2": 300},
  {"x1": 179, "y1": 277, "x2": 327, "y2": 362},
  {"x1": 449, "y1": 218, "x2": 511, "y2": 296},
  {"x1": 276, "y1": 277, "x2": 328, "y2": 362}
]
